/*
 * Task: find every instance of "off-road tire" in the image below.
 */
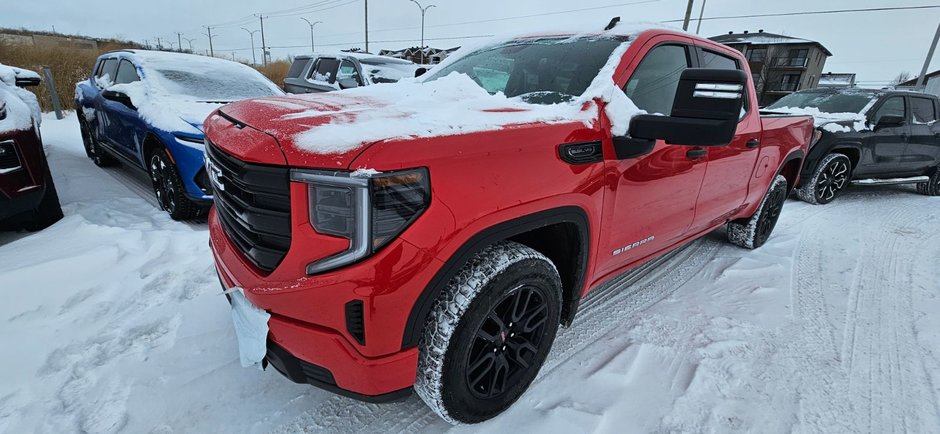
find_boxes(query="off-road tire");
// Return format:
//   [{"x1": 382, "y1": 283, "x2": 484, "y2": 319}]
[
  {"x1": 148, "y1": 148, "x2": 199, "y2": 221},
  {"x1": 916, "y1": 166, "x2": 940, "y2": 196},
  {"x1": 728, "y1": 175, "x2": 788, "y2": 249},
  {"x1": 415, "y1": 241, "x2": 562, "y2": 424},
  {"x1": 797, "y1": 153, "x2": 851, "y2": 205}
]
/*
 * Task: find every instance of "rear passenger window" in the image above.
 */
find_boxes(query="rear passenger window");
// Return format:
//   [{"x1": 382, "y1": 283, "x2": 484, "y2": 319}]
[
  {"x1": 114, "y1": 60, "x2": 140, "y2": 84},
  {"x1": 624, "y1": 45, "x2": 690, "y2": 115},
  {"x1": 309, "y1": 58, "x2": 340, "y2": 83},
  {"x1": 911, "y1": 97, "x2": 936, "y2": 124},
  {"x1": 286, "y1": 58, "x2": 308, "y2": 79},
  {"x1": 96, "y1": 58, "x2": 119, "y2": 86}
]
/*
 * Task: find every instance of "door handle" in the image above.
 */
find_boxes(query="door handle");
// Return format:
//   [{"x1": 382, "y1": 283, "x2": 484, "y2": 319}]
[
  {"x1": 686, "y1": 148, "x2": 707, "y2": 159},
  {"x1": 746, "y1": 139, "x2": 761, "y2": 148}
]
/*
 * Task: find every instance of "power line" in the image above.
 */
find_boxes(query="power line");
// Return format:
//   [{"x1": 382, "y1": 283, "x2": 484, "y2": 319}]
[
  {"x1": 322, "y1": 0, "x2": 661, "y2": 39},
  {"x1": 662, "y1": 4, "x2": 940, "y2": 23},
  {"x1": 215, "y1": 34, "x2": 494, "y2": 52}
]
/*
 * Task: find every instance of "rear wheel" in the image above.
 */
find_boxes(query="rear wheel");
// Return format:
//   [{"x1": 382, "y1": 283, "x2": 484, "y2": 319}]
[
  {"x1": 78, "y1": 115, "x2": 94, "y2": 159},
  {"x1": 415, "y1": 241, "x2": 562, "y2": 424},
  {"x1": 88, "y1": 133, "x2": 115, "y2": 167},
  {"x1": 796, "y1": 153, "x2": 851, "y2": 205},
  {"x1": 728, "y1": 175, "x2": 788, "y2": 249},
  {"x1": 916, "y1": 166, "x2": 940, "y2": 196},
  {"x1": 24, "y1": 163, "x2": 64, "y2": 231},
  {"x1": 149, "y1": 148, "x2": 198, "y2": 221}
]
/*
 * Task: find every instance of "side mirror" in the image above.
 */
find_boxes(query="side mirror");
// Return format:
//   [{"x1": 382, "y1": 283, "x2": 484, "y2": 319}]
[
  {"x1": 15, "y1": 77, "x2": 40, "y2": 87},
  {"x1": 102, "y1": 89, "x2": 136, "y2": 110},
  {"x1": 414, "y1": 67, "x2": 428, "y2": 78},
  {"x1": 626, "y1": 68, "x2": 746, "y2": 152},
  {"x1": 874, "y1": 115, "x2": 905, "y2": 130},
  {"x1": 337, "y1": 78, "x2": 360, "y2": 90}
]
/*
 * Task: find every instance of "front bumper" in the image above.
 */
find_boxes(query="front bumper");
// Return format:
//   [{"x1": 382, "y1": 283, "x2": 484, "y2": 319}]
[{"x1": 209, "y1": 207, "x2": 439, "y2": 398}]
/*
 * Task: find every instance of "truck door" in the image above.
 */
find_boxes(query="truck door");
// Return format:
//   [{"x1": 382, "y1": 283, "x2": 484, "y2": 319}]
[
  {"x1": 595, "y1": 39, "x2": 708, "y2": 280},
  {"x1": 688, "y1": 48, "x2": 762, "y2": 232},
  {"x1": 906, "y1": 95, "x2": 940, "y2": 174},
  {"x1": 857, "y1": 96, "x2": 911, "y2": 177}
]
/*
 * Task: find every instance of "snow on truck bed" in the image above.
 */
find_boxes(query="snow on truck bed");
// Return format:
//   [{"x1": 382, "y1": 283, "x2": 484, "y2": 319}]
[{"x1": 2, "y1": 113, "x2": 939, "y2": 433}]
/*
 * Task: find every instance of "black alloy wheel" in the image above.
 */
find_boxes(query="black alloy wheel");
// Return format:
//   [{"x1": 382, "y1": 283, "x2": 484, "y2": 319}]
[
  {"x1": 754, "y1": 183, "x2": 786, "y2": 247},
  {"x1": 150, "y1": 153, "x2": 178, "y2": 215},
  {"x1": 815, "y1": 157, "x2": 850, "y2": 203},
  {"x1": 465, "y1": 285, "x2": 550, "y2": 400}
]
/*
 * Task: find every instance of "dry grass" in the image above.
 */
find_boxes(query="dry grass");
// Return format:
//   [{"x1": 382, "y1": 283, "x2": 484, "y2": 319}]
[
  {"x1": 0, "y1": 41, "x2": 138, "y2": 112},
  {"x1": 255, "y1": 60, "x2": 291, "y2": 88}
]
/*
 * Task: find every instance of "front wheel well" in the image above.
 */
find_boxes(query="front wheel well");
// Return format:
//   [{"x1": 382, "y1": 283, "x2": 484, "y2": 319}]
[
  {"x1": 831, "y1": 147, "x2": 859, "y2": 173},
  {"x1": 509, "y1": 222, "x2": 587, "y2": 326},
  {"x1": 779, "y1": 157, "x2": 803, "y2": 193},
  {"x1": 142, "y1": 134, "x2": 165, "y2": 168}
]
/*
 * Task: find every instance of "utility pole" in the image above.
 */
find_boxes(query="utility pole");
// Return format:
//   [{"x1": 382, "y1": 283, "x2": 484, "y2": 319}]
[
  {"x1": 175, "y1": 32, "x2": 183, "y2": 52},
  {"x1": 242, "y1": 28, "x2": 259, "y2": 65},
  {"x1": 410, "y1": 0, "x2": 436, "y2": 62},
  {"x1": 917, "y1": 19, "x2": 940, "y2": 90},
  {"x1": 682, "y1": 0, "x2": 694, "y2": 31},
  {"x1": 301, "y1": 18, "x2": 323, "y2": 53},
  {"x1": 364, "y1": 0, "x2": 369, "y2": 53},
  {"x1": 695, "y1": 0, "x2": 707, "y2": 34},
  {"x1": 203, "y1": 26, "x2": 215, "y2": 57},
  {"x1": 156, "y1": 36, "x2": 163, "y2": 50},
  {"x1": 256, "y1": 14, "x2": 269, "y2": 65}
]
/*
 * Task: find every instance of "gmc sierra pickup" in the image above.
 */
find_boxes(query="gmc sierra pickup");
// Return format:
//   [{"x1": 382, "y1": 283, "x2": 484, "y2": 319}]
[{"x1": 204, "y1": 25, "x2": 815, "y2": 423}]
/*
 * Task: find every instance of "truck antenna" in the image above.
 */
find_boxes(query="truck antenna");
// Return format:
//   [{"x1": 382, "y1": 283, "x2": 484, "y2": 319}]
[{"x1": 604, "y1": 17, "x2": 621, "y2": 31}]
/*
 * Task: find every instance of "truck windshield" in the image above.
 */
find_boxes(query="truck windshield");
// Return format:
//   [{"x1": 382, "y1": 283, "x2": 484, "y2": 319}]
[
  {"x1": 767, "y1": 91, "x2": 877, "y2": 114},
  {"x1": 423, "y1": 36, "x2": 625, "y2": 104}
]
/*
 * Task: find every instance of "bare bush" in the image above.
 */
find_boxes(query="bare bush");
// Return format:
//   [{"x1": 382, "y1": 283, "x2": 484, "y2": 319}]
[{"x1": 254, "y1": 61, "x2": 290, "y2": 88}]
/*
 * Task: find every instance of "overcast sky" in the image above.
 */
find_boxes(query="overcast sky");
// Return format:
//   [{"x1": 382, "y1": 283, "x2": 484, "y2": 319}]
[{"x1": 4, "y1": 0, "x2": 938, "y2": 85}]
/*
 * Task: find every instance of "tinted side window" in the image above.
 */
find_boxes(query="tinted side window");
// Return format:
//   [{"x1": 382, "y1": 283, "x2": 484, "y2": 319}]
[
  {"x1": 114, "y1": 60, "x2": 140, "y2": 84},
  {"x1": 310, "y1": 58, "x2": 340, "y2": 83},
  {"x1": 624, "y1": 45, "x2": 690, "y2": 115},
  {"x1": 700, "y1": 50, "x2": 747, "y2": 117},
  {"x1": 873, "y1": 97, "x2": 905, "y2": 125},
  {"x1": 286, "y1": 58, "x2": 308, "y2": 79},
  {"x1": 97, "y1": 58, "x2": 119, "y2": 84},
  {"x1": 911, "y1": 97, "x2": 936, "y2": 124}
]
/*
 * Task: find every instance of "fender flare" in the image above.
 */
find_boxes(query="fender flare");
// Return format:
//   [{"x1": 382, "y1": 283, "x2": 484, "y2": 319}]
[{"x1": 400, "y1": 206, "x2": 591, "y2": 349}]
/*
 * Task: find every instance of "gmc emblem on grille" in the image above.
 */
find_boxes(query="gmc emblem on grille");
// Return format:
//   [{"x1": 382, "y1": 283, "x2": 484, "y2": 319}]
[{"x1": 208, "y1": 161, "x2": 225, "y2": 191}]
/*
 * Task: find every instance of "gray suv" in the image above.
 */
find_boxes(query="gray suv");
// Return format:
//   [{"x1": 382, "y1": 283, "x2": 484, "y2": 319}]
[{"x1": 283, "y1": 53, "x2": 420, "y2": 94}]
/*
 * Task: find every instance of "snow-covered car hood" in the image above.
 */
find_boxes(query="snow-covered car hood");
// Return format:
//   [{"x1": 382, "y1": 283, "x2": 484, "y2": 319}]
[{"x1": 763, "y1": 106, "x2": 869, "y2": 132}]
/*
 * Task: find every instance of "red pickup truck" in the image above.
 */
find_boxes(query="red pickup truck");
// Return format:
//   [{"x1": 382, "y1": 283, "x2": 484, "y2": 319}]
[{"x1": 205, "y1": 26, "x2": 814, "y2": 423}]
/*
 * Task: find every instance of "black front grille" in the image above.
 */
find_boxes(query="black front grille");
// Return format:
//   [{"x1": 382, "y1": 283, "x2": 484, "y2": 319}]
[
  {"x1": 206, "y1": 141, "x2": 291, "y2": 272},
  {"x1": 0, "y1": 141, "x2": 21, "y2": 171}
]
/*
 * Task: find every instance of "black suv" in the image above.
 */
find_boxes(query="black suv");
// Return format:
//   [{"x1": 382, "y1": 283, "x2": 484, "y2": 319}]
[{"x1": 765, "y1": 88, "x2": 940, "y2": 204}]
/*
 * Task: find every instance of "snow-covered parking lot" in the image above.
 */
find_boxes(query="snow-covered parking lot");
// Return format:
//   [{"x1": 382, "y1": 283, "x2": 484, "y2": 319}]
[{"x1": 1, "y1": 113, "x2": 939, "y2": 433}]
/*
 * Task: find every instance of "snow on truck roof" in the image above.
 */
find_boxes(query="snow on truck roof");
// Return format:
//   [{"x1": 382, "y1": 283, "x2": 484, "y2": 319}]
[
  {"x1": 296, "y1": 52, "x2": 416, "y2": 65},
  {"x1": 282, "y1": 23, "x2": 671, "y2": 155}
]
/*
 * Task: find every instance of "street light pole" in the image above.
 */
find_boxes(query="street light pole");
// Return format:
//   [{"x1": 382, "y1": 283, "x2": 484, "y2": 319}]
[
  {"x1": 301, "y1": 18, "x2": 323, "y2": 52},
  {"x1": 409, "y1": 0, "x2": 436, "y2": 63},
  {"x1": 182, "y1": 37, "x2": 196, "y2": 52},
  {"x1": 242, "y1": 28, "x2": 259, "y2": 65},
  {"x1": 682, "y1": 0, "x2": 694, "y2": 31},
  {"x1": 916, "y1": 19, "x2": 940, "y2": 90}
]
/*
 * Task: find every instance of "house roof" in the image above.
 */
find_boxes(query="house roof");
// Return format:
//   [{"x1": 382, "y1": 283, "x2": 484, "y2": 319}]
[
  {"x1": 709, "y1": 31, "x2": 832, "y2": 56},
  {"x1": 898, "y1": 70, "x2": 940, "y2": 87}
]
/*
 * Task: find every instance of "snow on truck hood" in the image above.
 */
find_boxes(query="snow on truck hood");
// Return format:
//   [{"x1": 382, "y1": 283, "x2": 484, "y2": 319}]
[{"x1": 218, "y1": 23, "x2": 656, "y2": 161}]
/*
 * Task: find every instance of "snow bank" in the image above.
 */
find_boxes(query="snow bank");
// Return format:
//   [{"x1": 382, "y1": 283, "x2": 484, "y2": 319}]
[
  {"x1": 106, "y1": 51, "x2": 282, "y2": 134},
  {"x1": 290, "y1": 22, "x2": 661, "y2": 155},
  {"x1": 0, "y1": 63, "x2": 41, "y2": 134}
]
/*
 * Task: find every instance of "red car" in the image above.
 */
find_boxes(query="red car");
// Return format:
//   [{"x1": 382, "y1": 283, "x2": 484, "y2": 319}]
[
  {"x1": 205, "y1": 26, "x2": 814, "y2": 423},
  {"x1": 0, "y1": 64, "x2": 62, "y2": 231}
]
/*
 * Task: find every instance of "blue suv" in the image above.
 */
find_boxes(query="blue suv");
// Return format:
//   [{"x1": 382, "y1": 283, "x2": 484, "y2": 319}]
[{"x1": 75, "y1": 50, "x2": 283, "y2": 220}]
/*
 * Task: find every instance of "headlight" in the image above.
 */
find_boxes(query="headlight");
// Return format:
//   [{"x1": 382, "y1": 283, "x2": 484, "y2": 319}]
[{"x1": 291, "y1": 167, "x2": 430, "y2": 275}]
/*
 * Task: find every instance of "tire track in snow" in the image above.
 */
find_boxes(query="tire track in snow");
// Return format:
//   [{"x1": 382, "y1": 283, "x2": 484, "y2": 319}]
[
  {"x1": 269, "y1": 239, "x2": 722, "y2": 433},
  {"x1": 791, "y1": 192, "x2": 940, "y2": 432}
]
